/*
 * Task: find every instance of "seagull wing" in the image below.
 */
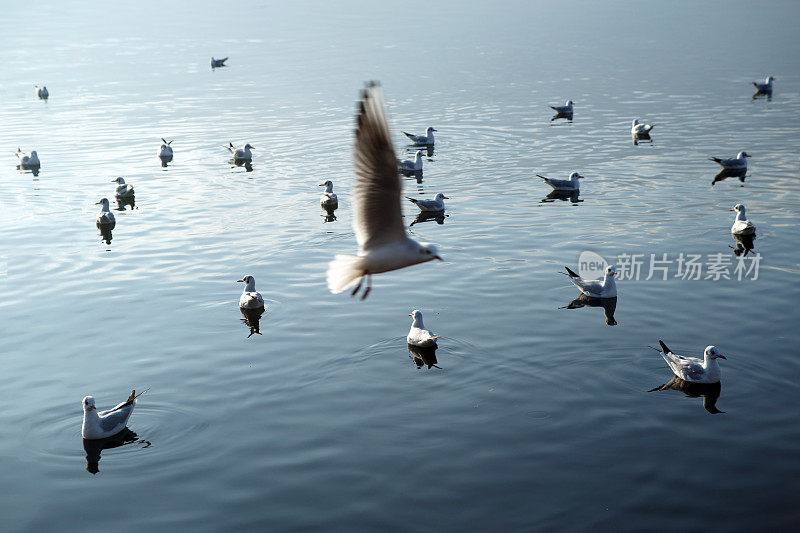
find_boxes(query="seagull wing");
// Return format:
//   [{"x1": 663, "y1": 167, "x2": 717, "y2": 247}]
[
  {"x1": 353, "y1": 83, "x2": 407, "y2": 253},
  {"x1": 98, "y1": 403, "x2": 134, "y2": 431}
]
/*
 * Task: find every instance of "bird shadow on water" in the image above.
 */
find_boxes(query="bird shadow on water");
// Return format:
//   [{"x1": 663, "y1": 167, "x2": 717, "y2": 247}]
[
  {"x1": 408, "y1": 343, "x2": 441, "y2": 369},
  {"x1": 240, "y1": 306, "x2": 265, "y2": 338},
  {"x1": 712, "y1": 168, "x2": 747, "y2": 187},
  {"x1": 550, "y1": 111, "x2": 573, "y2": 123},
  {"x1": 159, "y1": 155, "x2": 173, "y2": 167},
  {"x1": 632, "y1": 133, "x2": 653, "y2": 146},
  {"x1": 405, "y1": 145, "x2": 434, "y2": 158},
  {"x1": 96, "y1": 221, "x2": 115, "y2": 245},
  {"x1": 115, "y1": 195, "x2": 136, "y2": 211},
  {"x1": 410, "y1": 210, "x2": 447, "y2": 226},
  {"x1": 230, "y1": 160, "x2": 253, "y2": 172},
  {"x1": 321, "y1": 202, "x2": 338, "y2": 223},
  {"x1": 730, "y1": 232, "x2": 756, "y2": 257},
  {"x1": 400, "y1": 168, "x2": 423, "y2": 183},
  {"x1": 83, "y1": 428, "x2": 151, "y2": 475},
  {"x1": 541, "y1": 189, "x2": 582, "y2": 205},
  {"x1": 649, "y1": 377, "x2": 724, "y2": 414},
  {"x1": 17, "y1": 164, "x2": 40, "y2": 177},
  {"x1": 752, "y1": 90, "x2": 772, "y2": 101},
  {"x1": 560, "y1": 294, "x2": 618, "y2": 326}
]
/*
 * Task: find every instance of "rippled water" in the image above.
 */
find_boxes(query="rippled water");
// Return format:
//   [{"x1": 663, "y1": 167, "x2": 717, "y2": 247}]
[{"x1": 2, "y1": 1, "x2": 800, "y2": 531}]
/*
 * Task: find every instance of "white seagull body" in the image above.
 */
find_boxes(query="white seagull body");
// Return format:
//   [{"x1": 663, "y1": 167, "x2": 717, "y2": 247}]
[
  {"x1": 228, "y1": 142, "x2": 254, "y2": 161},
  {"x1": 403, "y1": 127, "x2": 437, "y2": 145},
  {"x1": 95, "y1": 198, "x2": 115, "y2": 225},
  {"x1": 211, "y1": 57, "x2": 228, "y2": 68},
  {"x1": 327, "y1": 83, "x2": 442, "y2": 299},
  {"x1": 237, "y1": 275, "x2": 265, "y2": 309},
  {"x1": 550, "y1": 100, "x2": 574, "y2": 114},
  {"x1": 112, "y1": 177, "x2": 134, "y2": 198},
  {"x1": 82, "y1": 390, "x2": 147, "y2": 440},
  {"x1": 398, "y1": 150, "x2": 424, "y2": 172},
  {"x1": 159, "y1": 138, "x2": 173, "y2": 158},
  {"x1": 17, "y1": 148, "x2": 40, "y2": 167},
  {"x1": 319, "y1": 180, "x2": 338, "y2": 204},
  {"x1": 538, "y1": 171, "x2": 582, "y2": 191},
  {"x1": 407, "y1": 193, "x2": 448, "y2": 212},
  {"x1": 730, "y1": 203, "x2": 756, "y2": 235},
  {"x1": 631, "y1": 119, "x2": 655, "y2": 136},
  {"x1": 710, "y1": 151, "x2": 751, "y2": 170},
  {"x1": 564, "y1": 265, "x2": 617, "y2": 298},
  {"x1": 656, "y1": 340, "x2": 725, "y2": 384},
  {"x1": 753, "y1": 76, "x2": 775, "y2": 92},
  {"x1": 35, "y1": 85, "x2": 49, "y2": 99},
  {"x1": 407, "y1": 309, "x2": 439, "y2": 347}
]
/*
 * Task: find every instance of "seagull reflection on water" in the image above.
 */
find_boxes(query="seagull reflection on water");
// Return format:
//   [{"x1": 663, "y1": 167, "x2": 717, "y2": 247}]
[
  {"x1": 240, "y1": 305, "x2": 265, "y2": 338},
  {"x1": 408, "y1": 343, "x2": 440, "y2": 369},
  {"x1": 541, "y1": 189, "x2": 582, "y2": 204},
  {"x1": 712, "y1": 168, "x2": 747, "y2": 187},
  {"x1": 83, "y1": 427, "x2": 151, "y2": 474},
  {"x1": 730, "y1": 232, "x2": 756, "y2": 257},
  {"x1": 321, "y1": 203, "x2": 338, "y2": 223},
  {"x1": 560, "y1": 294, "x2": 617, "y2": 326},
  {"x1": 116, "y1": 195, "x2": 136, "y2": 211},
  {"x1": 410, "y1": 210, "x2": 447, "y2": 226},
  {"x1": 649, "y1": 376, "x2": 724, "y2": 414}
]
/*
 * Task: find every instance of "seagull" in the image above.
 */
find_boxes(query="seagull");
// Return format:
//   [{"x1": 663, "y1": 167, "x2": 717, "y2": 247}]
[
  {"x1": 35, "y1": 85, "x2": 49, "y2": 99},
  {"x1": 538, "y1": 172, "x2": 582, "y2": 191},
  {"x1": 237, "y1": 275, "x2": 265, "y2": 309},
  {"x1": 655, "y1": 340, "x2": 726, "y2": 384},
  {"x1": 730, "y1": 204, "x2": 756, "y2": 235},
  {"x1": 550, "y1": 100, "x2": 574, "y2": 114},
  {"x1": 710, "y1": 152, "x2": 751, "y2": 170},
  {"x1": 95, "y1": 198, "x2": 115, "y2": 225},
  {"x1": 228, "y1": 142, "x2": 254, "y2": 161},
  {"x1": 563, "y1": 265, "x2": 617, "y2": 298},
  {"x1": 752, "y1": 76, "x2": 775, "y2": 92},
  {"x1": 111, "y1": 177, "x2": 135, "y2": 198},
  {"x1": 407, "y1": 193, "x2": 448, "y2": 212},
  {"x1": 326, "y1": 83, "x2": 442, "y2": 299},
  {"x1": 407, "y1": 309, "x2": 440, "y2": 347},
  {"x1": 159, "y1": 138, "x2": 173, "y2": 158},
  {"x1": 403, "y1": 127, "x2": 437, "y2": 146},
  {"x1": 211, "y1": 57, "x2": 228, "y2": 68},
  {"x1": 82, "y1": 389, "x2": 148, "y2": 440},
  {"x1": 398, "y1": 150, "x2": 424, "y2": 172},
  {"x1": 631, "y1": 119, "x2": 655, "y2": 136},
  {"x1": 16, "y1": 148, "x2": 40, "y2": 168},
  {"x1": 319, "y1": 180, "x2": 338, "y2": 204}
]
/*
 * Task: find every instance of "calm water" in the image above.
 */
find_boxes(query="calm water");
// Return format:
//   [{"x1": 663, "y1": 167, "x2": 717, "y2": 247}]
[{"x1": 2, "y1": 1, "x2": 800, "y2": 531}]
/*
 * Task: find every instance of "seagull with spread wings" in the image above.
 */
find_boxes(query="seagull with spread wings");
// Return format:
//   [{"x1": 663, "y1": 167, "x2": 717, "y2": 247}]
[{"x1": 327, "y1": 83, "x2": 442, "y2": 299}]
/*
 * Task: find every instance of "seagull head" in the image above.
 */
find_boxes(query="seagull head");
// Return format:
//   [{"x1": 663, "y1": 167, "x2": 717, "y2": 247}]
[
  {"x1": 82, "y1": 396, "x2": 96, "y2": 411},
  {"x1": 605, "y1": 265, "x2": 617, "y2": 277},
  {"x1": 705, "y1": 346, "x2": 727, "y2": 360},
  {"x1": 111, "y1": 177, "x2": 126, "y2": 184},
  {"x1": 569, "y1": 172, "x2": 583, "y2": 181},
  {"x1": 737, "y1": 151, "x2": 751, "y2": 159},
  {"x1": 237, "y1": 275, "x2": 255, "y2": 284},
  {"x1": 767, "y1": 76, "x2": 775, "y2": 83},
  {"x1": 319, "y1": 180, "x2": 334, "y2": 189},
  {"x1": 415, "y1": 150, "x2": 424, "y2": 159},
  {"x1": 95, "y1": 198, "x2": 110, "y2": 208},
  {"x1": 434, "y1": 193, "x2": 449, "y2": 201},
  {"x1": 730, "y1": 203, "x2": 746, "y2": 214},
  {"x1": 160, "y1": 144, "x2": 168, "y2": 151},
  {"x1": 632, "y1": 119, "x2": 639, "y2": 126},
  {"x1": 566, "y1": 100, "x2": 574, "y2": 106},
  {"x1": 244, "y1": 143, "x2": 254, "y2": 150},
  {"x1": 409, "y1": 309, "x2": 423, "y2": 320},
  {"x1": 30, "y1": 151, "x2": 38, "y2": 157},
  {"x1": 427, "y1": 127, "x2": 437, "y2": 133},
  {"x1": 418, "y1": 242, "x2": 442, "y2": 262}
]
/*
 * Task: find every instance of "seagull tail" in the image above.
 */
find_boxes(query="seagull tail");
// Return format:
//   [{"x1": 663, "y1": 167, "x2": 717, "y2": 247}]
[
  {"x1": 406, "y1": 197, "x2": 419, "y2": 205},
  {"x1": 564, "y1": 266, "x2": 580, "y2": 278},
  {"x1": 327, "y1": 254, "x2": 367, "y2": 294},
  {"x1": 709, "y1": 157, "x2": 723, "y2": 164},
  {"x1": 403, "y1": 131, "x2": 415, "y2": 139},
  {"x1": 536, "y1": 174, "x2": 549, "y2": 183},
  {"x1": 549, "y1": 106, "x2": 558, "y2": 111},
  {"x1": 658, "y1": 340, "x2": 672, "y2": 354},
  {"x1": 752, "y1": 82, "x2": 759, "y2": 88}
]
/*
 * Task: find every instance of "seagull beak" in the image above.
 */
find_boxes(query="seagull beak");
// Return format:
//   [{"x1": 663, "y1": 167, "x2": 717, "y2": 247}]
[
  {"x1": 718, "y1": 354, "x2": 727, "y2": 360},
  {"x1": 319, "y1": 184, "x2": 325, "y2": 187},
  {"x1": 237, "y1": 279, "x2": 244, "y2": 283},
  {"x1": 409, "y1": 313, "x2": 413, "y2": 316},
  {"x1": 95, "y1": 202, "x2": 101, "y2": 205},
  {"x1": 443, "y1": 196, "x2": 450, "y2": 199},
  {"x1": 730, "y1": 208, "x2": 735, "y2": 211},
  {"x1": 434, "y1": 255, "x2": 443, "y2": 261}
]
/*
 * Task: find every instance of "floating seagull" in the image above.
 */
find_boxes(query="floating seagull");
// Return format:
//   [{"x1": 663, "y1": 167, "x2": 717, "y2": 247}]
[
  {"x1": 237, "y1": 275, "x2": 265, "y2": 309},
  {"x1": 159, "y1": 138, "x2": 173, "y2": 158},
  {"x1": 563, "y1": 265, "x2": 617, "y2": 298},
  {"x1": 228, "y1": 142, "x2": 254, "y2": 161},
  {"x1": 631, "y1": 119, "x2": 655, "y2": 136},
  {"x1": 752, "y1": 76, "x2": 775, "y2": 92},
  {"x1": 407, "y1": 193, "x2": 448, "y2": 212},
  {"x1": 710, "y1": 151, "x2": 751, "y2": 170},
  {"x1": 550, "y1": 100, "x2": 574, "y2": 114},
  {"x1": 407, "y1": 309, "x2": 440, "y2": 347},
  {"x1": 403, "y1": 127, "x2": 437, "y2": 146},
  {"x1": 111, "y1": 177, "x2": 135, "y2": 198},
  {"x1": 35, "y1": 85, "x2": 49, "y2": 99},
  {"x1": 82, "y1": 389, "x2": 148, "y2": 440},
  {"x1": 538, "y1": 172, "x2": 582, "y2": 191},
  {"x1": 327, "y1": 83, "x2": 442, "y2": 299},
  {"x1": 16, "y1": 148, "x2": 40, "y2": 168},
  {"x1": 95, "y1": 198, "x2": 115, "y2": 226},
  {"x1": 655, "y1": 340, "x2": 725, "y2": 384},
  {"x1": 398, "y1": 150, "x2": 424, "y2": 172},
  {"x1": 319, "y1": 180, "x2": 338, "y2": 205},
  {"x1": 211, "y1": 57, "x2": 228, "y2": 68},
  {"x1": 730, "y1": 204, "x2": 756, "y2": 235}
]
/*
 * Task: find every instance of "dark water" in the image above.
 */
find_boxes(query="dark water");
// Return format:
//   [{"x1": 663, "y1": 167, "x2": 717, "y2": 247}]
[{"x1": 2, "y1": 1, "x2": 800, "y2": 531}]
